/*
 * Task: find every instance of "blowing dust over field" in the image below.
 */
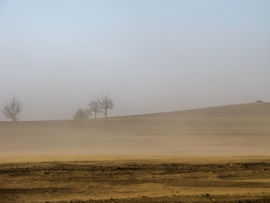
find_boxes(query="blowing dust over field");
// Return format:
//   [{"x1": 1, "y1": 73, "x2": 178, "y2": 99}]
[
  {"x1": 1, "y1": 103, "x2": 270, "y2": 158},
  {"x1": 0, "y1": 103, "x2": 270, "y2": 202},
  {"x1": 1, "y1": 1, "x2": 270, "y2": 202}
]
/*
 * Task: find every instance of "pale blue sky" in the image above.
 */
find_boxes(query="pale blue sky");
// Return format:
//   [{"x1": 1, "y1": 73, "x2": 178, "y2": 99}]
[{"x1": 0, "y1": 0, "x2": 270, "y2": 121}]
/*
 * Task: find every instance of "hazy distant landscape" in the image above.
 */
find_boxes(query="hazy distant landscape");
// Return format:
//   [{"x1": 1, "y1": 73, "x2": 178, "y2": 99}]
[
  {"x1": 1, "y1": 1, "x2": 270, "y2": 202},
  {"x1": 1, "y1": 102, "x2": 270, "y2": 158},
  {"x1": 1, "y1": 102, "x2": 270, "y2": 202}
]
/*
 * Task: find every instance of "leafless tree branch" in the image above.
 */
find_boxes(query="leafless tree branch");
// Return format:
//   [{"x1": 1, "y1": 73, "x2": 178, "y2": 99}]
[
  {"x1": 98, "y1": 94, "x2": 113, "y2": 118},
  {"x1": 88, "y1": 99, "x2": 103, "y2": 119},
  {"x1": 2, "y1": 97, "x2": 22, "y2": 121}
]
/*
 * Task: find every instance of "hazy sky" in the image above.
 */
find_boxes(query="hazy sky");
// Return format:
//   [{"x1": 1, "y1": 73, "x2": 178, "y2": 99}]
[{"x1": 1, "y1": 0, "x2": 270, "y2": 121}]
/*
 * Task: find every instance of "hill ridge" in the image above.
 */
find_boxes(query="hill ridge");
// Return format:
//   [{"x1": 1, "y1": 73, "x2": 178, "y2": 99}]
[{"x1": 116, "y1": 102, "x2": 270, "y2": 119}]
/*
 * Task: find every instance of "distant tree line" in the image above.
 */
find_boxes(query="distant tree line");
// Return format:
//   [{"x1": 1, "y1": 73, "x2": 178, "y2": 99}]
[
  {"x1": 73, "y1": 94, "x2": 113, "y2": 120},
  {"x1": 1, "y1": 94, "x2": 113, "y2": 121}
]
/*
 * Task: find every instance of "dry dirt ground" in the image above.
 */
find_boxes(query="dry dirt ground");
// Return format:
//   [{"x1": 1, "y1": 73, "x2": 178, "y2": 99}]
[{"x1": 0, "y1": 157, "x2": 270, "y2": 203}]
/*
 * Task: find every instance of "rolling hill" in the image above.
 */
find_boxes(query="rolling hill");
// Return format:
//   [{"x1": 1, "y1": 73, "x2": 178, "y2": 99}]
[{"x1": 0, "y1": 102, "x2": 269, "y2": 158}]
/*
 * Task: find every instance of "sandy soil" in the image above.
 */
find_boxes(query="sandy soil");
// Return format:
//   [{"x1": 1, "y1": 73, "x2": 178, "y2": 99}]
[{"x1": 0, "y1": 156, "x2": 270, "y2": 203}]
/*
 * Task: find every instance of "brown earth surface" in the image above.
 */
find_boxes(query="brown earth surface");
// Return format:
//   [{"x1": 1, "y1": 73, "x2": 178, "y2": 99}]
[{"x1": 0, "y1": 157, "x2": 270, "y2": 203}]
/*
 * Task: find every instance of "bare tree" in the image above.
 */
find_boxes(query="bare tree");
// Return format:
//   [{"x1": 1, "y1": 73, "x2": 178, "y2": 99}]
[
  {"x1": 2, "y1": 97, "x2": 22, "y2": 121},
  {"x1": 73, "y1": 108, "x2": 91, "y2": 120},
  {"x1": 99, "y1": 94, "x2": 113, "y2": 118},
  {"x1": 88, "y1": 99, "x2": 102, "y2": 119}
]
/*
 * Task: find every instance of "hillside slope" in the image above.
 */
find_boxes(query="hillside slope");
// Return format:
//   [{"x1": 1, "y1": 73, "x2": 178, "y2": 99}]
[
  {"x1": 125, "y1": 102, "x2": 270, "y2": 119},
  {"x1": 0, "y1": 102, "x2": 269, "y2": 157}
]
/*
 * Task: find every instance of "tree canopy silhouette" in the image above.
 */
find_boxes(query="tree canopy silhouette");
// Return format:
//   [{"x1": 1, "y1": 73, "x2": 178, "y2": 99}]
[
  {"x1": 73, "y1": 108, "x2": 91, "y2": 120},
  {"x1": 2, "y1": 97, "x2": 22, "y2": 121},
  {"x1": 99, "y1": 94, "x2": 113, "y2": 118},
  {"x1": 88, "y1": 99, "x2": 102, "y2": 119}
]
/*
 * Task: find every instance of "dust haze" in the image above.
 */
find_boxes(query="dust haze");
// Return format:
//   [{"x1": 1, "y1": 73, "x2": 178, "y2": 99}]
[
  {"x1": 1, "y1": 102, "x2": 270, "y2": 202},
  {"x1": 1, "y1": 1, "x2": 270, "y2": 202},
  {"x1": 1, "y1": 102, "x2": 270, "y2": 158},
  {"x1": 1, "y1": 1, "x2": 270, "y2": 121}
]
